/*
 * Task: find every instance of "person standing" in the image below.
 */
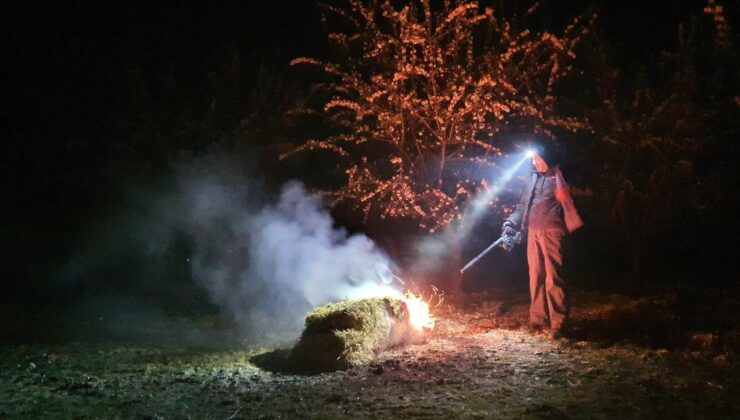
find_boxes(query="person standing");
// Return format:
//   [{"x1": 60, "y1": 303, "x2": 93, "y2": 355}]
[{"x1": 502, "y1": 146, "x2": 583, "y2": 338}]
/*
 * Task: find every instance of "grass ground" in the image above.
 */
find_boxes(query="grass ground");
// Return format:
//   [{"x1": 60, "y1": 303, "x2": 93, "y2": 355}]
[{"x1": 1, "y1": 287, "x2": 738, "y2": 419}]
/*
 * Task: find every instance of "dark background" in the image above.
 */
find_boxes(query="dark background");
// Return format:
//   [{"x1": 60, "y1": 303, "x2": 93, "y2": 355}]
[{"x1": 2, "y1": 1, "x2": 738, "y2": 342}]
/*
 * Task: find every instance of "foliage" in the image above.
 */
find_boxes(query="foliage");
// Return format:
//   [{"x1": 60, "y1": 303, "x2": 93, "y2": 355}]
[
  {"x1": 286, "y1": 0, "x2": 592, "y2": 231},
  {"x1": 581, "y1": 0, "x2": 738, "y2": 277}
]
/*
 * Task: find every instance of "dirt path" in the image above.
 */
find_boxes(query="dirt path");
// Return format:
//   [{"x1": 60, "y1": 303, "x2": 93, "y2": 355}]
[{"x1": 1, "y1": 291, "x2": 738, "y2": 418}]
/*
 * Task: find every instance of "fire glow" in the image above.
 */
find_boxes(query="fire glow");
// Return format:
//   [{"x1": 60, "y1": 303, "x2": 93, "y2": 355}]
[
  {"x1": 347, "y1": 278, "x2": 436, "y2": 331},
  {"x1": 402, "y1": 291, "x2": 435, "y2": 331}
]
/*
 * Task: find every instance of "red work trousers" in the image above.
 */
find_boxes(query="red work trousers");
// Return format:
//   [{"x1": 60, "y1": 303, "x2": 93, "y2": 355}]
[{"x1": 527, "y1": 228, "x2": 568, "y2": 329}]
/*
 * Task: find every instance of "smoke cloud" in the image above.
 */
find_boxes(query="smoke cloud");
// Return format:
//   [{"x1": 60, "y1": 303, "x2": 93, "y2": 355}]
[
  {"x1": 181, "y1": 180, "x2": 398, "y2": 341},
  {"x1": 67, "y1": 151, "x2": 399, "y2": 343}
]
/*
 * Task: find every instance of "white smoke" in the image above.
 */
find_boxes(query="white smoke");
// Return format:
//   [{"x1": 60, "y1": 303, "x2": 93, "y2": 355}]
[
  {"x1": 160, "y1": 156, "x2": 398, "y2": 341},
  {"x1": 61, "y1": 151, "x2": 403, "y2": 343}
]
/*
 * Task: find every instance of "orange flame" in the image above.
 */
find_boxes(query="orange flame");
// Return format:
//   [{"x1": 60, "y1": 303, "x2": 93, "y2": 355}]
[
  {"x1": 352, "y1": 282, "x2": 437, "y2": 331},
  {"x1": 402, "y1": 291, "x2": 435, "y2": 331}
]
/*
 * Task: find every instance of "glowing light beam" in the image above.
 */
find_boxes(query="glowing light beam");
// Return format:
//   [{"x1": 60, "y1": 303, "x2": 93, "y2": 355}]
[{"x1": 457, "y1": 151, "x2": 531, "y2": 238}]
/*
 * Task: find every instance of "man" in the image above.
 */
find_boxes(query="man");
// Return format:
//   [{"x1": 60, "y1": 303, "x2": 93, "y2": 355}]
[{"x1": 502, "y1": 145, "x2": 582, "y2": 339}]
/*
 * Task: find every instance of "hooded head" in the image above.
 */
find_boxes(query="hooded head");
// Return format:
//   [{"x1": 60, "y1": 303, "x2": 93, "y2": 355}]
[
  {"x1": 528, "y1": 142, "x2": 562, "y2": 172},
  {"x1": 532, "y1": 152, "x2": 549, "y2": 173}
]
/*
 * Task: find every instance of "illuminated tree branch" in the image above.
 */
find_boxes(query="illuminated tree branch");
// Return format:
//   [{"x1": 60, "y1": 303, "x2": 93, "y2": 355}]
[{"x1": 286, "y1": 0, "x2": 592, "y2": 231}]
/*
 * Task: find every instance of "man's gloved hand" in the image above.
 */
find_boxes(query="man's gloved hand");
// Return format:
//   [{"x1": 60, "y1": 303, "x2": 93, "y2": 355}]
[
  {"x1": 501, "y1": 224, "x2": 517, "y2": 238},
  {"x1": 500, "y1": 223, "x2": 521, "y2": 252},
  {"x1": 501, "y1": 234, "x2": 519, "y2": 251}
]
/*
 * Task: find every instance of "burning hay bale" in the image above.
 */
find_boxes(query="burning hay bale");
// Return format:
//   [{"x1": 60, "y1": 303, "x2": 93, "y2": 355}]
[{"x1": 287, "y1": 296, "x2": 428, "y2": 373}]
